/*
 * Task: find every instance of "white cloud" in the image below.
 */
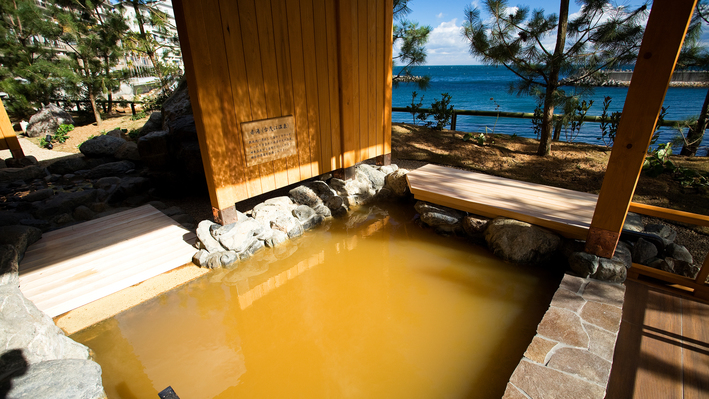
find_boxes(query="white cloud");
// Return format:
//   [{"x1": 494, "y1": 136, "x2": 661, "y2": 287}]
[
  {"x1": 425, "y1": 19, "x2": 479, "y2": 65},
  {"x1": 437, "y1": 12, "x2": 444, "y2": 19}
]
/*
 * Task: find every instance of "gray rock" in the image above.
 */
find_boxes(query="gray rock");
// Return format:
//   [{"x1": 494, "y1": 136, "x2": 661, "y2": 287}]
[
  {"x1": 161, "y1": 78, "x2": 192, "y2": 127},
  {"x1": 217, "y1": 219, "x2": 264, "y2": 253},
  {"x1": 0, "y1": 245, "x2": 19, "y2": 287},
  {"x1": 623, "y1": 212, "x2": 644, "y2": 232},
  {"x1": 644, "y1": 223, "x2": 677, "y2": 242},
  {"x1": 357, "y1": 164, "x2": 386, "y2": 190},
  {"x1": 192, "y1": 249, "x2": 210, "y2": 266},
  {"x1": 385, "y1": 169, "x2": 409, "y2": 197},
  {"x1": 0, "y1": 212, "x2": 32, "y2": 227},
  {"x1": 484, "y1": 218, "x2": 561, "y2": 265},
  {"x1": 293, "y1": 205, "x2": 324, "y2": 230},
  {"x1": 415, "y1": 201, "x2": 464, "y2": 232},
  {"x1": 0, "y1": 225, "x2": 42, "y2": 259},
  {"x1": 137, "y1": 130, "x2": 170, "y2": 168},
  {"x1": 196, "y1": 220, "x2": 225, "y2": 253},
  {"x1": 379, "y1": 164, "x2": 398, "y2": 175},
  {"x1": 667, "y1": 243, "x2": 693, "y2": 264},
  {"x1": 265, "y1": 229, "x2": 289, "y2": 247},
  {"x1": 0, "y1": 285, "x2": 90, "y2": 365},
  {"x1": 5, "y1": 156, "x2": 37, "y2": 168},
  {"x1": 34, "y1": 189, "x2": 97, "y2": 219},
  {"x1": 614, "y1": 241, "x2": 633, "y2": 268},
  {"x1": 3, "y1": 359, "x2": 105, "y2": 399},
  {"x1": 252, "y1": 200, "x2": 296, "y2": 226},
  {"x1": 115, "y1": 141, "x2": 141, "y2": 161},
  {"x1": 140, "y1": 112, "x2": 163, "y2": 137},
  {"x1": 289, "y1": 185, "x2": 323, "y2": 208},
  {"x1": 312, "y1": 204, "x2": 331, "y2": 218},
  {"x1": 205, "y1": 253, "x2": 223, "y2": 269},
  {"x1": 594, "y1": 256, "x2": 628, "y2": 283},
  {"x1": 25, "y1": 105, "x2": 74, "y2": 138},
  {"x1": 22, "y1": 188, "x2": 53, "y2": 202},
  {"x1": 79, "y1": 135, "x2": 125, "y2": 158},
  {"x1": 305, "y1": 181, "x2": 337, "y2": 202},
  {"x1": 374, "y1": 187, "x2": 395, "y2": 202},
  {"x1": 95, "y1": 176, "x2": 121, "y2": 189},
  {"x1": 246, "y1": 239, "x2": 265, "y2": 256},
  {"x1": 52, "y1": 213, "x2": 73, "y2": 225},
  {"x1": 104, "y1": 128, "x2": 124, "y2": 139},
  {"x1": 631, "y1": 238, "x2": 658, "y2": 265},
  {"x1": 272, "y1": 215, "x2": 303, "y2": 239},
  {"x1": 19, "y1": 218, "x2": 49, "y2": 229},
  {"x1": 0, "y1": 166, "x2": 44, "y2": 183},
  {"x1": 47, "y1": 157, "x2": 87, "y2": 175},
  {"x1": 328, "y1": 178, "x2": 348, "y2": 196},
  {"x1": 649, "y1": 257, "x2": 675, "y2": 273},
  {"x1": 569, "y1": 251, "x2": 599, "y2": 278},
  {"x1": 85, "y1": 160, "x2": 135, "y2": 179},
  {"x1": 219, "y1": 251, "x2": 239, "y2": 267},
  {"x1": 72, "y1": 206, "x2": 95, "y2": 221},
  {"x1": 462, "y1": 215, "x2": 489, "y2": 238},
  {"x1": 674, "y1": 259, "x2": 700, "y2": 278}
]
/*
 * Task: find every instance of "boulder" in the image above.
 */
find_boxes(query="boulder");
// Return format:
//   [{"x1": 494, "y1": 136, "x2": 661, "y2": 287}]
[
  {"x1": 0, "y1": 285, "x2": 90, "y2": 365},
  {"x1": 385, "y1": 169, "x2": 409, "y2": 197},
  {"x1": 462, "y1": 215, "x2": 490, "y2": 239},
  {"x1": 293, "y1": 205, "x2": 323, "y2": 230},
  {"x1": 595, "y1": 256, "x2": 628, "y2": 283},
  {"x1": 5, "y1": 156, "x2": 38, "y2": 169},
  {"x1": 0, "y1": 166, "x2": 44, "y2": 183},
  {"x1": 0, "y1": 245, "x2": 19, "y2": 287},
  {"x1": 644, "y1": 223, "x2": 677, "y2": 242},
  {"x1": 25, "y1": 105, "x2": 74, "y2": 138},
  {"x1": 22, "y1": 188, "x2": 53, "y2": 202},
  {"x1": 34, "y1": 190, "x2": 97, "y2": 219},
  {"x1": 379, "y1": 164, "x2": 398, "y2": 175},
  {"x1": 415, "y1": 201, "x2": 464, "y2": 232},
  {"x1": 161, "y1": 77, "x2": 192, "y2": 127},
  {"x1": 265, "y1": 229, "x2": 289, "y2": 248},
  {"x1": 357, "y1": 164, "x2": 386, "y2": 190},
  {"x1": 215, "y1": 218, "x2": 264, "y2": 253},
  {"x1": 666, "y1": 243, "x2": 693, "y2": 264},
  {"x1": 272, "y1": 214, "x2": 303, "y2": 239},
  {"x1": 674, "y1": 259, "x2": 700, "y2": 279},
  {"x1": 484, "y1": 218, "x2": 561, "y2": 265},
  {"x1": 139, "y1": 112, "x2": 163, "y2": 137},
  {"x1": 196, "y1": 220, "x2": 225, "y2": 253},
  {"x1": 79, "y1": 135, "x2": 125, "y2": 158},
  {"x1": 72, "y1": 206, "x2": 95, "y2": 221},
  {"x1": 137, "y1": 130, "x2": 170, "y2": 169},
  {"x1": 252, "y1": 198, "x2": 296, "y2": 226},
  {"x1": 631, "y1": 238, "x2": 658, "y2": 265},
  {"x1": 0, "y1": 225, "x2": 42, "y2": 259},
  {"x1": 569, "y1": 252, "x2": 599, "y2": 278},
  {"x1": 623, "y1": 212, "x2": 644, "y2": 232},
  {"x1": 0, "y1": 212, "x2": 33, "y2": 227},
  {"x1": 289, "y1": 185, "x2": 323, "y2": 208},
  {"x1": 85, "y1": 160, "x2": 135, "y2": 179},
  {"x1": 2, "y1": 359, "x2": 105, "y2": 399},
  {"x1": 114, "y1": 142, "x2": 141, "y2": 161}
]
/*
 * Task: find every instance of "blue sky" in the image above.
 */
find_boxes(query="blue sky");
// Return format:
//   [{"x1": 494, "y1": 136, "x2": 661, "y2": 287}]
[{"x1": 398, "y1": 0, "x2": 647, "y2": 65}]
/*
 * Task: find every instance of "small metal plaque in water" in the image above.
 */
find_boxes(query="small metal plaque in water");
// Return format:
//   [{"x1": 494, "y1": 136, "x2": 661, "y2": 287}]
[
  {"x1": 158, "y1": 386, "x2": 180, "y2": 399},
  {"x1": 241, "y1": 115, "x2": 296, "y2": 167}
]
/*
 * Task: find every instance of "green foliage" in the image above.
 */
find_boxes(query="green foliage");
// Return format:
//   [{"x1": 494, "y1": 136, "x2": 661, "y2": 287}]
[
  {"x1": 463, "y1": 0, "x2": 647, "y2": 155},
  {"x1": 405, "y1": 91, "x2": 427, "y2": 125},
  {"x1": 54, "y1": 123, "x2": 73, "y2": 144},
  {"x1": 127, "y1": 129, "x2": 140, "y2": 140},
  {"x1": 463, "y1": 132, "x2": 494, "y2": 145},
  {"x1": 392, "y1": 1, "x2": 431, "y2": 89},
  {"x1": 131, "y1": 110, "x2": 148, "y2": 120},
  {"x1": 426, "y1": 93, "x2": 454, "y2": 130},
  {"x1": 562, "y1": 99, "x2": 593, "y2": 143},
  {"x1": 598, "y1": 96, "x2": 621, "y2": 147},
  {"x1": 643, "y1": 142, "x2": 709, "y2": 188},
  {"x1": 488, "y1": 97, "x2": 501, "y2": 134},
  {"x1": 531, "y1": 102, "x2": 543, "y2": 139},
  {"x1": 39, "y1": 136, "x2": 50, "y2": 149}
]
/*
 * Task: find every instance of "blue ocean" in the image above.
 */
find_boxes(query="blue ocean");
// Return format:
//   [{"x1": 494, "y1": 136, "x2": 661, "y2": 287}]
[{"x1": 392, "y1": 65, "x2": 709, "y2": 154}]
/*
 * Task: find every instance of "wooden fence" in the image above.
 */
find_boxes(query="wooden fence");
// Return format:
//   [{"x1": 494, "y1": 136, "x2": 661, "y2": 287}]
[{"x1": 173, "y1": 0, "x2": 393, "y2": 224}]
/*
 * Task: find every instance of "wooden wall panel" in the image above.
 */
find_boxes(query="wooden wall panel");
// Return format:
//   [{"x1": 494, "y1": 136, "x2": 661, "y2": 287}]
[{"x1": 174, "y1": 0, "x2": 393, "y2": 223}]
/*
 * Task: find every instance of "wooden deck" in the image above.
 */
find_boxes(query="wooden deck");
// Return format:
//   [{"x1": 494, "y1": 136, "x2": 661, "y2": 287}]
[
  {"x1": 19, "y1": 205, "x2": 197, "y2": 318},
  {"x1": 406, "y1": 164, "x2": 598, "y2": 239},
  {"x1": 607, "y1": 280, "x2": 709, "y2": 398}
]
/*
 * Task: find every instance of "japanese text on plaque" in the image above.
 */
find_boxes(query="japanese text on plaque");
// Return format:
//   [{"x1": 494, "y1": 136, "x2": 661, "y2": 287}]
[{"x1": 241, "y1": 116, "x2": 296, "y2": 167}]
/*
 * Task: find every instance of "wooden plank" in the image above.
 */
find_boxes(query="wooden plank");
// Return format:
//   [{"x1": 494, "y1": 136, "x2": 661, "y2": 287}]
[
  {"x1": 18, "y1": 206, "x2": 196, "y2": 317},
  {"x1": 367, "y1": 0, "x2": 377, "y2": 159},
  {"x1": 312, "y1": 0, "x2": 333, "y2": 174},
  {"x1": 300, "y1": 0, "x2": 321, "y2": 176},
  {"x1": 271, "y1": 0, "x2": 300, "y2": 186},
  {"x1": 629, "y1": 202, "x2": 709, "y2": 227},
  {"x1": 285, "y1": 0, "x2": 313, "y2": 180},
  {"x1": 630, "y1": 263, "x2": 708, "y2": 291},
  {"x1": 375, "y1": 0, "x2": 385, "y2": 159},
  {"x1": 174, "y1": 0, "x2": 246, "y2": 208},
  {"x1": 349, "y1": 0, "x2": 361, "y2": 165},
  {"x1": 587, "y1": 0, "x2": 697, "y2": 258},
  {"x1": 681, "y1": 298, "x2": 709, "y2": 399},
  {"x1": 338, "y1": 0, "x2": 356, "y2": 168},
  {"x1": 254, "y1": 0, "x2": 280, "y2": 193},
  {"x1": 239, "y1": 0, "x2": 270, "y2": 197},
  {"x1": 325, "y1": 0, "x2": 342, "y2": 170},
  {"x1": 357, "y1": 0, "x2": 368, "y2": 163},
  {"x1": 383, "y1": 0, "x2": 393, "y2": 156}
]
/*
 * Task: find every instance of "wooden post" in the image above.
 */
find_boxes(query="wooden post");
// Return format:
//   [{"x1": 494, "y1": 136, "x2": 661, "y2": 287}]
[
  {"x1": 585, "y1": 0, "x2": 697, "y2": 258},
  {"x1": 0, "y1": 99, "x2": 25, "y2": 160},
  {"x1": 451, "y1": 111, "x2": 457, "y2": 131},
  {"x1": 130, "y1": 102, "x2": 136, "y2": 115}
]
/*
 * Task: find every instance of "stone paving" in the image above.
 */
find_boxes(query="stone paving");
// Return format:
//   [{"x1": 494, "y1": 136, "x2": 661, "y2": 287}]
[{"x1": 503, "y1": 274, "x2": 625, "y2": 399}]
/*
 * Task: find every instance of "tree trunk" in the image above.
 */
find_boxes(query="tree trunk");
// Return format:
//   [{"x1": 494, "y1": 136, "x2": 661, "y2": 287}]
[
  {"x1": 681, "y1": 86, "x2": 709, "y2": 156},
  {"x1": 537, "y1": 0, "x2": 570, "y2": 156},
  {"x1": 553, "y1": 118, "x2": 562, "y2": 141},
  {"x1": 89, "y1": 91, "x2": 103, "y2": 128}
]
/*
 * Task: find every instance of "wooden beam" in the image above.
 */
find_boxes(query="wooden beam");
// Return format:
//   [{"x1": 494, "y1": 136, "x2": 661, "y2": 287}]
[
  {"x1": 0, "y1": 99, "x2": 24, "y2": 159},
  {"x1": 585, "y1": 0, "x2": 697, "y2": 258},
  {"x1": 628, "y1": 202, "x2": 709, "y2": 227}
]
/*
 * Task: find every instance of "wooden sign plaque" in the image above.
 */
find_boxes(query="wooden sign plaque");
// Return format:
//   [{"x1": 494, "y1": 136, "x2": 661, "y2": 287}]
[{"x1": 241, "y1": 115, "x2": 297, "y2": 167}]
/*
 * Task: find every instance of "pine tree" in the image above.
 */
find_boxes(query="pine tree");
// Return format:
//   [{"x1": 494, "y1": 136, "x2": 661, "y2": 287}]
[
  {"x1": 463, "y1": 0, "x2": 646, "y2": 156},
  {"x1": 0, "y1": 0, "x2": 68, "y2": 118},
  {"x1": 678, "y1": 1, "x2": 709, "y2": 156},
  {"x1": 53, "y1": 0, "x2": 128, "y2": 127},
  {"x1": 393, "y1": 0, "x2": 431, "y2": 89}
]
